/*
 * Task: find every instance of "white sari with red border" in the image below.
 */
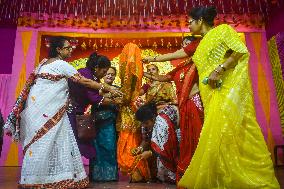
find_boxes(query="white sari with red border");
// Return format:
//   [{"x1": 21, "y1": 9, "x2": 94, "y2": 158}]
[{"x1": 18, "y1": 60, "x2": 88, "y2": 188}]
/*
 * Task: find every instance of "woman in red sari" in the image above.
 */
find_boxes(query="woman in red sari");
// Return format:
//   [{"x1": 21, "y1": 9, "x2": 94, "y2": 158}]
[{"x1": 143, "y1": 36, "x2": 204, "y2": 182}]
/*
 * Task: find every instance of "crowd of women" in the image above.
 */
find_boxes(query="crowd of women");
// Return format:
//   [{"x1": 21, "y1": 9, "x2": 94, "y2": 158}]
[{"x1": 3, "y1": 5, "x2": 280, "y2": 189}]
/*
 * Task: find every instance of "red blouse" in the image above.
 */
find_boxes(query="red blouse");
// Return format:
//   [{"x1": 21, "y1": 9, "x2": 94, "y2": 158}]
[{"x1": 183, "y1": 39, "x2": 200, "y2": 56}]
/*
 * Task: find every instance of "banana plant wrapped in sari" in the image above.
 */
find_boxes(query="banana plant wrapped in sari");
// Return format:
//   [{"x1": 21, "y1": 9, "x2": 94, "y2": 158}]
[{"x1": 116, "y1": 43, "x2": 150, "y2": 182}]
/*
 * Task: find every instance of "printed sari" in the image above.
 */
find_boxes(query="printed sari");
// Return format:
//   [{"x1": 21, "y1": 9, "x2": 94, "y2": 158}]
[{"x1": 4, "y1": 60, "x2": 88, "y2": 188}]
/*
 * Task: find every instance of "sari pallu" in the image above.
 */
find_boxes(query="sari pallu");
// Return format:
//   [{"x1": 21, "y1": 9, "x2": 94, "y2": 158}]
[
  {"x1": 168, "y1": 62, "x2": 204, "y2": 182},
  {"x1": 151, "y1": 105, "x2": 179, "y2": 183},
  {"x1": 179, "y1": 24, "x2": 279, "y2": 189},
  {"x1": 5, "y1": 60, "x2": 88, "y2": 188}
]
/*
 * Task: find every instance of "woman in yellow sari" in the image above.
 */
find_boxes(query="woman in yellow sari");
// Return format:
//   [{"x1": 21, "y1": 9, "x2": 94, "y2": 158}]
[{"x1": 178, "y1": 6, "x2": 279, "y2": 189}]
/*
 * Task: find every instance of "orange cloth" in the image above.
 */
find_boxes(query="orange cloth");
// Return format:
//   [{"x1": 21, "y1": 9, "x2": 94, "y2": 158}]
[
  {"x1": 117, "y1": 131, "x2": 150, "y2": 179},
  {"x1": 117, "y1": 43, "x2": 150, "y2": 180}
]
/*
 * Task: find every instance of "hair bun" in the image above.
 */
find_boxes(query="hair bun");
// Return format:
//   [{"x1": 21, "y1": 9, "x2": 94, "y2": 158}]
[
  {"x1": 205, "y1": 6, "x2": 217, "y2": 19},
  {"x1": 148, "y1": 102, "x2": 157, "y2": 113},
  {"x1": 189, "y1": 6, "x2": 217, "y2": 27},
  {"x1": 89, "y1": 52, "x2": 98, "y2": 60}
]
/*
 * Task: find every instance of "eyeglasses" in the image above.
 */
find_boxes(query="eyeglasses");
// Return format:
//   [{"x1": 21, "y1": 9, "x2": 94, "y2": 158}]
[
  {"x1": 189, "y1": 19, "x2": 195, "y2": 24},
  {"x1": 62, "y1": 46, "x2": 73, "y2": 51}
]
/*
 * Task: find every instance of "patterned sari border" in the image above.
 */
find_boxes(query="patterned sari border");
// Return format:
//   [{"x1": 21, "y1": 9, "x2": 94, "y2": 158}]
[
  {"x1": 18, "y1": 177, "x2": 89, "y2": 189},
  {"x1": 23, "y1": 103, "x2": 68, "y2": 155}
]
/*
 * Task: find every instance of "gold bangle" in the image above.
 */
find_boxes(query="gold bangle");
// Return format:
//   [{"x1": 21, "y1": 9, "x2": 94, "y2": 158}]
[
  {"x1": 137, "y1": 146, "x2": 143, "y2": 152},
  {"x1": 153, "y1": 55, "x2": 158, "y2": 61},
  {"x1": 99, "y1": 84, "x2": 104, "y2": 94},
  {"x1": 214, "y1": 69, "x2": 220, "y2": 74}
]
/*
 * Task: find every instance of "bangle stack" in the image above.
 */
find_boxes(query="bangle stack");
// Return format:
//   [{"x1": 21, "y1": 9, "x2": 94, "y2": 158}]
[
  {"x1": 214, "y1": 69, "x2": 221, "y2": 74},
  {"x1": 153, "y1": 55, "x2": 158, "y2": 61},
  {"x1": 99, "y1": 84, "x2": 105, "y2": 91},
  {"x1": 137, "y1": 146, "x2": 144, "y2": 152},
  {"x1": 219, "y1": 64, "x2": 226, "y2": 71}
]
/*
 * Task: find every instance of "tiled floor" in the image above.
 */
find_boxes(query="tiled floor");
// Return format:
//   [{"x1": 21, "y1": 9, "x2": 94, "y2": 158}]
[{"x1": 0, "y1": 166, "x2": 283, "y2": 189}]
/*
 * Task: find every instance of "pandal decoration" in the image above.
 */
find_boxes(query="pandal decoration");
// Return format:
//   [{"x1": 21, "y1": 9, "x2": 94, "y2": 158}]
[{"x1": 70, "y1": 48, "x2": 174, "y2": 87}]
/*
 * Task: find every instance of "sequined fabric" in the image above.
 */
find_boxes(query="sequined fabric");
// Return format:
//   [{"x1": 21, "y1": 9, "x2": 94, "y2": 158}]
[{"x1": 179, "y1": 24, "x2": 279, "y2": 189}]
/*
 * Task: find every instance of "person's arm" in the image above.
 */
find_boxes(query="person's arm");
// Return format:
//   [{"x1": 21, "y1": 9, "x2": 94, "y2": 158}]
[
  {"x1": 139, "y1": 83, "x2": 151, "y2": 96},
  {"x1": 143, "y1": 40, "x2": 199, "y2": 63},
  {"x1": 221, "y1": 52, "x2": 244, "y2": 70},
  {"x1": 207, "y1": 25, "x2": 248, "y2": 89},
  {"x1": 143, "y1": 72, "x2": 172, "y2": 82},
  {"x1": 208, "y1": 52, "x2": 244, "y2": 88},
  {"x1": 100, "y1": 96, "x2": 123, "y2": 105},
  {"x1": 139, "y1": 88, "x2": 146, "y2": 96},
  {"x1": 74, "y1": 75, "x2": 123, "y2": 97},
  {"x1": 143, "y1": 48, "x2": 188, "y2": 63}
]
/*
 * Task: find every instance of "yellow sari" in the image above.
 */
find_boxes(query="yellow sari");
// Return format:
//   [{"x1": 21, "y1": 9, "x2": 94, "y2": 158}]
[{"x1": 178, "y1": 24, "x2": 279, "y2": 189}]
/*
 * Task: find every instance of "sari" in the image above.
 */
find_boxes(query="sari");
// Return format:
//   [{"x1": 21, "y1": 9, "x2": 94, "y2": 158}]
[
  {"x1": 151, "y1": 105, "x2": 180, "y2": 183},
  {"x1": 168, "y1": 59, "x2": 204, "y2": 182},
  {"x1": 90, "y1": 96, "x2": 118, "y2": 181},
  {"x1": 141, "y1": 73, "x2": 177, "y2": 182},
  {"x1": 179, "y1": 24, "x2": 279, "y2": 188},
  {"x1": 68, "y1": 67, "x2": 104, "y2": 159},
  {"x1": 143, "y1": 81, "x2": 176, "y2": 105},
  {"x1": 4, "y1": 60, "x2": 88, "y2": 188},
  {"x1": 116, "y1": 43, "x2": 150, "y2": 181}
]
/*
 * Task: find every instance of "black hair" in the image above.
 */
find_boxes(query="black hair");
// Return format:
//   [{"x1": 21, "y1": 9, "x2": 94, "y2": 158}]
[
  {"x1": 189, "y1": 6, "x2": 217, "y2": 27},
  {"x1": 48, "y1": 36, "x2": 69, "y2": 58},
  {"x1": 135, "y1": 102, "x2": 157, "y2": 122},
  {"x1": 86, "y1": 52, "x2": 111, "y2": 71},
  {"x1": 109, "y1": 66, "x2": 117, "y2": 75},
  {"x1": 183, "y1": 35, "x2": 197, "y2": 42}
]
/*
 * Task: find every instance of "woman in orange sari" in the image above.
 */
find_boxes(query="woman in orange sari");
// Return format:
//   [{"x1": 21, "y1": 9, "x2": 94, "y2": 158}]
[
  {"x1": 116, "y1": 43, "x2": 150, "y2": 182},
  {"x1": 143, "y1": 36, "x2": 203, "y2": 182}
]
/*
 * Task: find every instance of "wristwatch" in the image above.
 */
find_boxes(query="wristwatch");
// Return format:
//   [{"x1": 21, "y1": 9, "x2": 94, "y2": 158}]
[{"x1": 219, "y1": 64, "x2": 226, "y2": 71}]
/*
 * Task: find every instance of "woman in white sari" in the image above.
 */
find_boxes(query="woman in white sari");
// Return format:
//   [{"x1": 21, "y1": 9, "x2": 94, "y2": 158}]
[{"x1": 4, "y1": 36, "x2": 122, "y2": 188}]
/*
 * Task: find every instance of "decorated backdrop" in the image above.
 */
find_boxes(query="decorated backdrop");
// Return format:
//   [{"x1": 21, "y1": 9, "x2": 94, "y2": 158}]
[{"x1": 0, "y1": 26, "x2": 283, "y2": 166}]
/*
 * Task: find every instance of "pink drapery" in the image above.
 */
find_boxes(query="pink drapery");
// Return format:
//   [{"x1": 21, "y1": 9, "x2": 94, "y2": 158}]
[
  {"x1": 0, "y1": 74, "x2": 11, "y2": 119},
  {"x1": 246, "y1": 33, "x2": 284, "y2": 160}
]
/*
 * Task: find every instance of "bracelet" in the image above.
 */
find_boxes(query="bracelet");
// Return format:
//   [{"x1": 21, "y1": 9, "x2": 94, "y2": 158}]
[
  {"x1": 219, "y1": 64, "x2": 226, "y2": 71},
  {"x1": 137, "y1": 146, "x2": 143, "y2": 152},
  {"x1": 153, "y1": 55, "x2": 158, "y2": 61},
  {"x1": 98, "y1": 97, "x2": 105, "y2": 106},
  {"x1": 149, "y1": 150, "x2": 153, "y2": 156},
  {"x1": 99, "y1": 83, "x2": 105, "y2": 91},
  {"x1": 214, "y1": 69, "x2": 221, "y2": 74}
]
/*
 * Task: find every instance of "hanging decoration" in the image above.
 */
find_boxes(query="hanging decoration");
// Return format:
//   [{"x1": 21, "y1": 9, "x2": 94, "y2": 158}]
[
  {"x1": 43, "y1": 36, "x2": 185, "y2": 51},
  {"x1": 1, "y1": 0, "x2": 281, "y2": 29},
  {"x1": 69, "y1": 48, "x2": 175, "y2": 87}
]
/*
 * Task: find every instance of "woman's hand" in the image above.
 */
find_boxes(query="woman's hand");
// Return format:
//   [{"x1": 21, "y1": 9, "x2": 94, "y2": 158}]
[
  {"x1": 208, "y1": 67, "x2": 223, "y2": 89},
  {"x1": 134, "y1": 96, "x2": 145, "y2": 109},
  {"x1": 142, "y1": 57, "x2": 154, "y2": 64},
  {"x1": 107, "y1": 86, "x2": 123, "y2": 97},
  {"x1": 113, "y1": 97, "x2": 124, "y2": 105},
  {"x1": 131, "y1": 146, "x2": 143, "y2": 156},
  {"x1": 143, "y1": 72, "x2": 152, "y2": 79},
  {"x1": 138, "y1": 150, "x2": 152, "y2": 160}
]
